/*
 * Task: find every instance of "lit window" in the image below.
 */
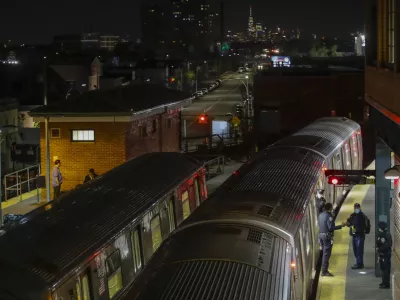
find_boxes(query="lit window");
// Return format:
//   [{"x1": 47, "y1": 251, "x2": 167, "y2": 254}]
[
  {"x1": 150, "y1": 215, "x2": 162, "y2": 252},
  {"x1": 181, "y1": 191, "x2": 190, "y2": 220},
  {"x1": 106, "y1": 250, "x2": 123, "y2": 298},
  {"x1": 71, "y1": 130, "x2": 95, "y2": 142}
]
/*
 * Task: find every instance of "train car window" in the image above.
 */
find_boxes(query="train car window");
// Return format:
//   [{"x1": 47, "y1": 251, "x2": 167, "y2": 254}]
[
  {"x1": 168, "y1": 197, "x2": 176, "y2": 232},
  {"x1": 194, "y1": 178, "x2": 200, "y2": 206},
  {"x1": 131, "y1": 229, "x2": 142, "y2": 272},
  {"x1": 351, "y1": 135, "x2": 359, "y2": 170},
  {"x1": 82, "y1": 275, "x2": 91, "y2": 300},
  {"x1": 344, "y1": 142, "x2": 351, "y2": 169},
  {"x1": 181, "y1": 191, "x2": 190, "y2": 220},
  {"x1": 75, "y1": 280, "x2": 82, "y2": 300},
  {"x1": 150, "y1": 215, "x2": 162, "y2": 251},
  {"x1": 105, "y1": 250, "x2": 123, "y2": 298}
]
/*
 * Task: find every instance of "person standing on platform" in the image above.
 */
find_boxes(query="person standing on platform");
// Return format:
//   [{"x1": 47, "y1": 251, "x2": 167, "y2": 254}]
[
  {"x1": 318, "y1": 202, "x2": 344, "y2": 276},
  {"x1": 52, "y1": 159, "x2": 63, "y2": 199},
  {"x1": 376, "y1": 221, "x2": 392, "y2": 289},
  {"x1": 344, "y1": 203, "x2": 371, "y2": 269}
]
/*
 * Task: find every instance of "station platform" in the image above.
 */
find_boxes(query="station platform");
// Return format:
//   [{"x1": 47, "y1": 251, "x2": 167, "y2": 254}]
[{"x1": 317, "y1": 184, "x2": 392, "y2": 300}]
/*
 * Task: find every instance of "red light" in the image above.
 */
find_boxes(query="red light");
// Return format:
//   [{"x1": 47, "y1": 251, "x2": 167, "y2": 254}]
[
  {"x1": 233, "y1": 171, "x2": 238, "y2": 175},
  {"x1": 332, "y1": 178, "x2": 338, "y2": 185},
  {"x1": 200, "y1": 116, "x2": 205, "y2": 121}
]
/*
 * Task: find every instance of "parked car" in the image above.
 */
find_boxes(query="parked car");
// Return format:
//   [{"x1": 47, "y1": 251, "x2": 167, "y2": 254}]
[{"x1": 196, "y1": 91, "x2": 204, "y2": 97}]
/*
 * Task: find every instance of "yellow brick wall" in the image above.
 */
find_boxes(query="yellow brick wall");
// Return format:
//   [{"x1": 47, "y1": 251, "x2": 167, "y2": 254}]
[{"x1": 39, "y1": 122, "x2": 126, "y2": 200}]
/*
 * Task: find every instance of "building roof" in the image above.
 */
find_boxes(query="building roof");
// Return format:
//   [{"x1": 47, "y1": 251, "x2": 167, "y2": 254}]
[
  {"x1": 0, "y1": 153, "x2": 202, "y2": 295},
  {"x1": 29, "y1": 83, "x2": 192, "y2": 116}
]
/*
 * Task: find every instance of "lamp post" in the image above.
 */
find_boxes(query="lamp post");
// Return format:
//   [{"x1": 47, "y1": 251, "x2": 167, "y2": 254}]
[
  {"x1": 43, "y1": 56, "x2": 51, "y2": 203},
  {"x1": 0, "y1": 124, "x2": 18, "y2": 227}
]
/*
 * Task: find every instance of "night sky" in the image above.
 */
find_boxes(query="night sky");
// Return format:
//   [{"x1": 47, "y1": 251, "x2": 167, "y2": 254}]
[{"x1": 0, "y1": 0, "x2": 364, "y2": 44}]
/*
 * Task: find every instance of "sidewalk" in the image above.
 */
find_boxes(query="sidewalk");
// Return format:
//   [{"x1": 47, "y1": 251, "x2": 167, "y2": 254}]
[{"x1": 318, "y1": 184, "x2": 392, "y2": 300}]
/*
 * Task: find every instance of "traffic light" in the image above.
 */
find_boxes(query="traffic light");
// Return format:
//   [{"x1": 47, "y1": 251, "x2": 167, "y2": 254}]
[
  {"x1": 235, "y1": 104, "x2": 244, "y2": 118},
  {"x1": 198, "y1": 114, "x2": 208, "y2": 124},
  {"x1": 169, "y1": 77, "x2": 176, "y2": 83}
]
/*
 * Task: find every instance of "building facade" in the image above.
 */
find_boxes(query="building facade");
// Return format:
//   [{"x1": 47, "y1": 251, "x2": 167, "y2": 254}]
[
  {"x1": 29, "y1": 83, "x2": 192, "y2": 198},
  {"x1": 365, "y1": 0, "x2": 400, "y2": 295}
]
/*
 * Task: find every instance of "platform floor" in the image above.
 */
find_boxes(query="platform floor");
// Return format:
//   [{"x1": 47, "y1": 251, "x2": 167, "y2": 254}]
[{"x1": 318, "y1": 185, "x2": 392, "y2": 300}]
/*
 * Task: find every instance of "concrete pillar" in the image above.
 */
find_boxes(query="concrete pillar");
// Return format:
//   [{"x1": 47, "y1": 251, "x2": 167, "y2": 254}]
[{"x1": 375, "y1": 137, "x2": 392, "y2": 276}]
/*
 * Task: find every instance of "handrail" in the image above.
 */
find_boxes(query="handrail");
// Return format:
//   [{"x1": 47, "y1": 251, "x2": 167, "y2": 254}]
[{"x1": 4, "y1": 164, "x2": 40, "y2": 202}]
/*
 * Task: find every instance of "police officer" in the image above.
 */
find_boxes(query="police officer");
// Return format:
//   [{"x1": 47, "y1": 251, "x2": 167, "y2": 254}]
[
  {"x1": 316, "y1": 189, "x2": 326, "y2": 214},
  {"x1": 345, "y1": 203, "x2": 368, "y2": 269},
  {"x1": 318, "y1": 202, "x2": 344, "y2": 276},
  {"x1": 376, "y1": 221, "x2": 392, "y2": 289}
]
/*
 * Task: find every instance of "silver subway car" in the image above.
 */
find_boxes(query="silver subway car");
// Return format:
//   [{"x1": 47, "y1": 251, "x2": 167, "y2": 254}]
[
  {"x1": 0, "y1": 153, "x2": 208, "y2": 300},
  {"x1": 121, "y1": 117, "x2": 362, "y2": 300}
]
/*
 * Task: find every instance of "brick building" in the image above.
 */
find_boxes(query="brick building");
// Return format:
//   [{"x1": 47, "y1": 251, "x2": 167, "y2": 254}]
[{"x1": 29, "y1": 83, "x2": 192, "y2": 198}]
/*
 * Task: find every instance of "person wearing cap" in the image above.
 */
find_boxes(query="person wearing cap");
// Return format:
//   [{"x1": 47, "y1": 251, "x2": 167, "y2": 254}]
[
  {"x1": 52, "y1": 159, "x2": 63, "y2": 199},
  {"x1": 316, "y1": 189, "x2": 326, "y2": 214},
  {"x1": 318, "y1": 202, "x2": 344, "y2": 276},
  {"x1": 376, "y1": 221, "x2": 392, "y2": 289},
  {"x1": 344, "y1": 203, "x2": 371, "y2": 269}
]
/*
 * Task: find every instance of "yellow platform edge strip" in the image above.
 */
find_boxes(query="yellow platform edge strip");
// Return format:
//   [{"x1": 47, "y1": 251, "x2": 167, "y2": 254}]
[{"x1": 318, "y1": 184, "x2": 371, "y2": 300}]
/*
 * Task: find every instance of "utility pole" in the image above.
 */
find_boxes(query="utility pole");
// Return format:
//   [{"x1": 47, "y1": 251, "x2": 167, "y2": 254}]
[{"x1": 43, "y1": 57, "x2": 51, "y2": 203}]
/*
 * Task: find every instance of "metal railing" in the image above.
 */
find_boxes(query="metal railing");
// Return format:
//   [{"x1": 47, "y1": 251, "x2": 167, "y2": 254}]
[
  {"x1": 182, "y1": 133, "x2": 244, "y2": 153},
  {"x1": 4, "y1": 164, "x2": 40, "y2": 202},
  {"x1": 201, "y1": 156, "x2": 225, "y2": 180}
]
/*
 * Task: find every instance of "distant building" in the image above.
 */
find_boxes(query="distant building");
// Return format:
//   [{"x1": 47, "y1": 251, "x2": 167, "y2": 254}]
[
  {"x1": 141, "y1": 0, "x2": 220, "y2": 57},
  {"x1": 81, "y1": 32, "x2": 100, "y2": 50},
  {"x1": 253, "y1": 65, "x2": 364, "y2": 147},
  {"x1": 52, "y1": 34, "x2": 82, "y2": 54},
  {"x1": 47, "y1": 56, "x2": 102, "y2": 104},
  {"x1": 100, "y1": 35, "x2": 119, "y2": 51},
  {"x1": 29, "y1": 83, "x2": 193, "y2": 198}
]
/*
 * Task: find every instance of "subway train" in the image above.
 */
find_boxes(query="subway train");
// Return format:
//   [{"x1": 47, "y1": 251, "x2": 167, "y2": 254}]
[
  {"x1": 120, "y1": 117, "x2": 363, "y2": 300},
  {"x1": 0, "y1": 153, "x2": 208, "y2": 300}
]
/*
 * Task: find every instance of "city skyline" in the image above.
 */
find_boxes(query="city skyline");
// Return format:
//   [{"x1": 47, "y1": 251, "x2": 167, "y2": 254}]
[{"x1": 0, "y1": 0, "x2": 364, "y2": 44}]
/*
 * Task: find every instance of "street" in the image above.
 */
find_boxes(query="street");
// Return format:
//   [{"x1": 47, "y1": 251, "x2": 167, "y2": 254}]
[{"x1": 182, "y1": 71, "x2": 252, "y2": 146}]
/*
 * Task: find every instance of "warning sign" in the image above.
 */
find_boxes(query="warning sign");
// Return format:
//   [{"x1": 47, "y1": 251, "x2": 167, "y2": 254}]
[{"x1": 231, "y1": 116, "x2": 241, "y2": 127}]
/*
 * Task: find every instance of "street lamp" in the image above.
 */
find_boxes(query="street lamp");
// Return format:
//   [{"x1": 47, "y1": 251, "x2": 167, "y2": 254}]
[{"x1": 0, "y1": 124, "x2": 18, "y2": 227}]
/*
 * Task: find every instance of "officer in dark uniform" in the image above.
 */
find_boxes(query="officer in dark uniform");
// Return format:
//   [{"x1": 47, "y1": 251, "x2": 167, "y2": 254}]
[
  {"x1": 318, "y1": 202, "x2": 344, "y2": 276},
  {"x1": 316, "y1": 189, "x2": 326, "y2": 214},
  {"x1": 376, "y1": 221, "x2": 392, "y2": 289},
  {"x1": 345, "y1": 203, "x2": 367, "y2": 269}
]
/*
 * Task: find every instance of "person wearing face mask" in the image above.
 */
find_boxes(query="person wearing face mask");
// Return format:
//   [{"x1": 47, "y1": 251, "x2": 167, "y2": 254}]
[
  {"x1": 376, "y1": 221, "x2": 392, "y2": 289},
  {"x1": 318, "y1": 202, "x2": 344, "y2": 276},
  {"x1": 344, "y1": 203, "x2": 371, "y2": 269}
]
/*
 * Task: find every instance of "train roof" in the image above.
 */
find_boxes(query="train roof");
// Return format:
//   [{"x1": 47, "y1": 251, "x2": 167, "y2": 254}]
[
  {"x1": 183, "y1": 146, "x2": 324, "y2": 235},
  {"x1": 271, "y1": 117, "x2": 360, "y2": 157},
  {"x1": 123, "y1": 222, "x2": 290, "y2": 300},
  {"x1": 0, "y1": 152, "x2": 201, "y2": 289}
]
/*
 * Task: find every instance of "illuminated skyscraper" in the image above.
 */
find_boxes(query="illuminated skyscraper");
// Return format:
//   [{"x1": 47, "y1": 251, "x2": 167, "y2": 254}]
[{"x1": 248, "y1": 5, "x2": 255, "y2": 36}]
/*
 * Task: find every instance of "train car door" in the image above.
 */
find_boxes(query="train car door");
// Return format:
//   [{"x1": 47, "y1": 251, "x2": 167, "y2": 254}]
[
  {"x1": 350, "y1": 134, "x2": 359, "y2": 170},
  {"x1": 331, "y1": 152, "x2": 343, "y2": 205}
]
